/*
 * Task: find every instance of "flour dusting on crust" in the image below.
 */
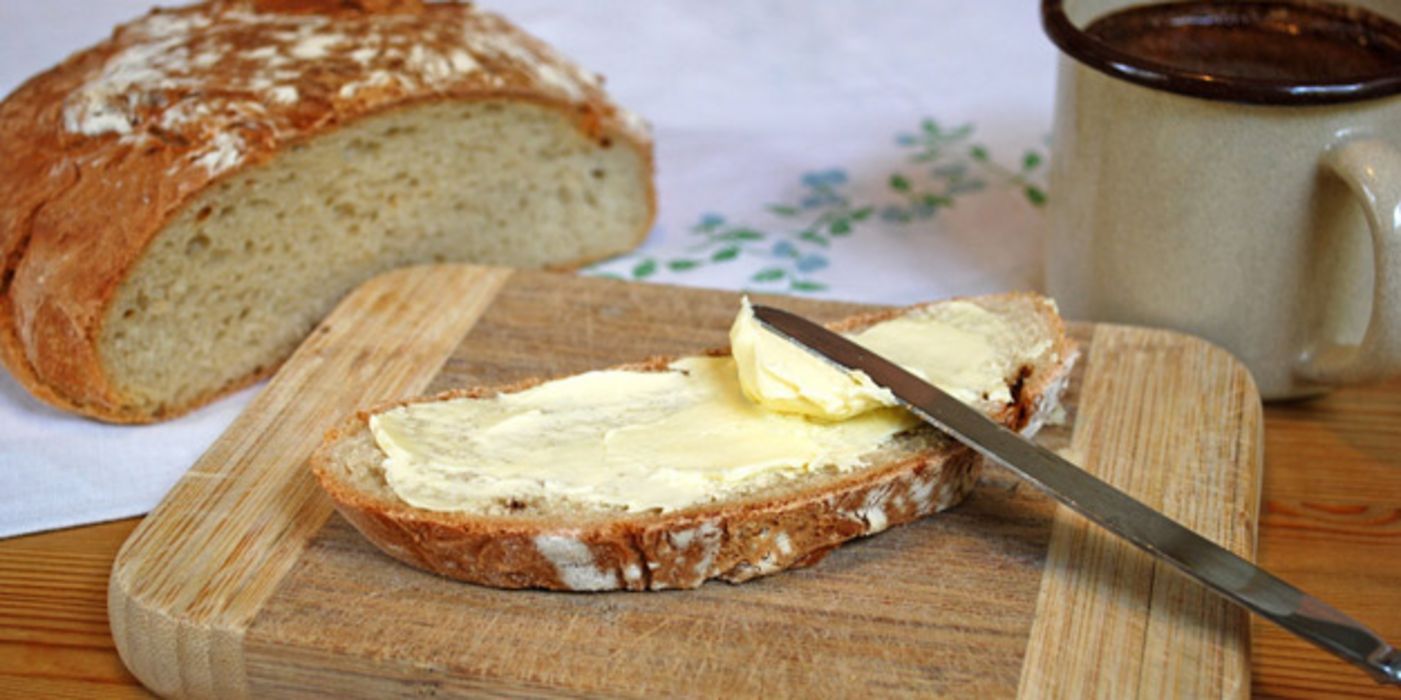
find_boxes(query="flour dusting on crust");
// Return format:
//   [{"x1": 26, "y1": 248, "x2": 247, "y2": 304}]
[
  {"x1": 534, "y1": 535, "x2": 617, "y2": 591},
  {"x1": 58, "y1": 1, "x2": 643, "y2": 178}
]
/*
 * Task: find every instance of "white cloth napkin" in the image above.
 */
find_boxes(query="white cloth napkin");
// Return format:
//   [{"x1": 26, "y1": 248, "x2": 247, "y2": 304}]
[{"x1": 0, "y1": 0, "x2": 1059, "y2": 538}]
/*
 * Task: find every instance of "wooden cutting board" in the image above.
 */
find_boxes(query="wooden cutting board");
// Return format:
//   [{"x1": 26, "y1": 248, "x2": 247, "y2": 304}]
[{"x1": 108, "y1": 265, "x2": 1262, "y2": 699}]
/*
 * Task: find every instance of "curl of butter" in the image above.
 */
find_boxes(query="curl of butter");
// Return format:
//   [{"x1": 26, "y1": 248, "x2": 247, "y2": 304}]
[{"x1": 729, "y1": 298, "x2": 898, "y2": 420}]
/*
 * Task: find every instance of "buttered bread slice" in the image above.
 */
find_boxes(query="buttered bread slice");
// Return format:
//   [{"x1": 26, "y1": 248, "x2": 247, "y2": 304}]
[{"x1": 310, "y1": 293, "x2": 1076, "y2": 591}]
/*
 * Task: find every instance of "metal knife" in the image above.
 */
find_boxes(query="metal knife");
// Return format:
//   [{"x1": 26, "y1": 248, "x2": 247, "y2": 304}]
[{"x1": 751, "y1": 304, "x2": 1401, "y2": 686}]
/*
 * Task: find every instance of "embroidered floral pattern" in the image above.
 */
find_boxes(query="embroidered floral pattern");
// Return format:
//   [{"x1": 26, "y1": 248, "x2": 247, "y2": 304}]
[{"x1": 587, "y1": 119, "x2": 1047, "y2": 293}]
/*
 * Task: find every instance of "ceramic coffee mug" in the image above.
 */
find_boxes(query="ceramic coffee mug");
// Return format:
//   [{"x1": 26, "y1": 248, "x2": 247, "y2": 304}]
[{"x1": 1042, "y1": 0, "x2": 1401, "y2": 399}]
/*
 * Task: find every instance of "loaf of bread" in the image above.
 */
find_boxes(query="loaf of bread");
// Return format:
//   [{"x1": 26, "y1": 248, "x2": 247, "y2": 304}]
[
  {"x1": 310, "y1": 294, "x2": 1076, "y2": 591},
  {"x1": 0, "y1": 0, "x2": 655, "y2": 423}
]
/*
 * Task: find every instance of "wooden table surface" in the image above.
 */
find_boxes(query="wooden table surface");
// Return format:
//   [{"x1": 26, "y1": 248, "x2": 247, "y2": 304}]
[{"x1": 2, "y1": 377, "x2": 1399, "y2": 699}]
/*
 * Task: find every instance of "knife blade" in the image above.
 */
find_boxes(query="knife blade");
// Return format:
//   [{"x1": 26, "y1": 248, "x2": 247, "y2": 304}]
[{"x1": 751, "y1": 304, "x2": 1400, "y2": 686}]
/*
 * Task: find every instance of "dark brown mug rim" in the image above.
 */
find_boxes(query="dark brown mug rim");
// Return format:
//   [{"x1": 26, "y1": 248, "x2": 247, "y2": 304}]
[{"x1": 1041, "y1": 0, "x2": 1401, "y2": 105}]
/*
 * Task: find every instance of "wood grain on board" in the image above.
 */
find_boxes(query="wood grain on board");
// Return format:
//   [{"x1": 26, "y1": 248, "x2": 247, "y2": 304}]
[
  {"x1": 1018, "y1": 326, "x2": 1260, "y2": 699},
  {"x1": 97, "y1": 265, "x2": 1264, "y2": 698},
  {"x1": 7, "y1": 385, "x2": 1400, "y2": 698}
]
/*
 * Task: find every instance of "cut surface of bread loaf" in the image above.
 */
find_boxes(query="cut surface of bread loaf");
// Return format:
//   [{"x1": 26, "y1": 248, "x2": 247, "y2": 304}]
[
  {"x1": 310, "y1": 293, "x2": 1077, "y2": 591},
  {"x1": 0, "y1": 0, "x2": 654, "y2": 423}
]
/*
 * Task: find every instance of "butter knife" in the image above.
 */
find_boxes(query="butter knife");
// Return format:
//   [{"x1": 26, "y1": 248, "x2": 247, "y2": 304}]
[{"x1": 751, "y1": 305, "x2": 1401, "y2": 686}]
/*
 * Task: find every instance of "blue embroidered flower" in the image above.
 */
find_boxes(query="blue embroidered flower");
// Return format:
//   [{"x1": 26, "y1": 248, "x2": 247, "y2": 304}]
[
  {"x1": 796, "y1": 254, "x2": 828, "y2": 273},
  {"x1": 772, "y1": 240, "x2": 798, "y2": 258},
  {"x1": 583, "y1": 118, "x2": 1047, "y2": 295},
  {"x1": 697, "y1": 212, "x2": 726, "y2": 230},
  {"x1": 801, "y1": 169, "x2": 847, "y2": 188}
]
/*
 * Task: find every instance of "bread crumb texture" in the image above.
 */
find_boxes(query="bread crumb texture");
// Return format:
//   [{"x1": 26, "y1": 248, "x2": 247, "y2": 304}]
[{"x1": 0, "y1": 0, "x2": 654, "y2": 421}]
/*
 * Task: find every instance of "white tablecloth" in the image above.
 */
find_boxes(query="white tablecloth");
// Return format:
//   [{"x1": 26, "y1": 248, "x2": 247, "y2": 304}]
[{"x1": 0, "y1": 1, "x2": 1058, "y2": 537}]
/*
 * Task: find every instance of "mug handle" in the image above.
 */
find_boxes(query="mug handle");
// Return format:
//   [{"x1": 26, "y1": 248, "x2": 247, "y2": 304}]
[{"x1": 1297, "y1": 138, "x2": 1401, "y2": 385}]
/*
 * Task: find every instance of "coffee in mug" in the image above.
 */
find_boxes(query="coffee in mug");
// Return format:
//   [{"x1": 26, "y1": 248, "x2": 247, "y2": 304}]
[{"x1": 1085, "y1": 2, "x2": 1401, "y2": 85}]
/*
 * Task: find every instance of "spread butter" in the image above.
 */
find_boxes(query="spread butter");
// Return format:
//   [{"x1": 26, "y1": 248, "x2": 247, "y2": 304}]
[{"x1": 370, "y1": 298, "x2": 1021, "y2": 513}]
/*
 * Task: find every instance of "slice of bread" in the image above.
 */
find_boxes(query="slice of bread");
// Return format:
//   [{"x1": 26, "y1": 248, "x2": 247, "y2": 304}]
[
  {"x1": 0, "y1": 1, "x2": 654, "y2": 423},
  {"x1": 310, "y1": 293, "x2": 1076, "y2": 591}
]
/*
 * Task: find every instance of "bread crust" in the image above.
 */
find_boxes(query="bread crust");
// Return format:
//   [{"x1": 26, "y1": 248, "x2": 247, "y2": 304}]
[
  {"x1": 309, "y1": 293, "x2": 1077, "y2": 591},
  {"x1": 0, "y1": 0, "x2": 656, "y2": 422}
]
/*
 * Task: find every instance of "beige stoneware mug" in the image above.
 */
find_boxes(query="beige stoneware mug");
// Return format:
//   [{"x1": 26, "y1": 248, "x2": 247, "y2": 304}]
[{"x1": 1042, "y1": 0, "x2": 1401, "y2": 399}]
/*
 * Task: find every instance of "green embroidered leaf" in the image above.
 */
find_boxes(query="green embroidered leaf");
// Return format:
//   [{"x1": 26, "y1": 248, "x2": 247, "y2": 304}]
[
  {"x1": 751, "y1": 267, "x2": 786, "y2": 283},
  {"x1": 790, "y1": 279, "x2": 828, "y2": 293},
  {"x1": 850, "y1": 206, "x2": 874, "y2": 221},
  {"x1": 712, "y1": 246, "x2": 740, "y2": 262},
  {"x1": 921, "y1": 118, "x2": 939, "y2": 135},
  {"x1": 922, "y1": 193, "x2": 953, "y2": 208},
  {"x1": 1025, "y1": 186, "x2": 1048, "y2": 206},
  {"x1": 889, "y1": 174, "x2": 911, "y2": 192},
  {"x1": 969, "y1": 145, "x2": 989, "y2": 162},
  {"x1": 767, "y1": 205, "x2": 800, "y2": 217},
  {"x1": 831, "y1": 219, "x2": 853, "y2": 235},
  {"x1": 668, "y1": 259, "x2": 702, "y2": 271},
  {"x1": 632, "y1": 259, "x2": 657, "y2": 279},
  {"x1": 1022, "y1": 151, "x2": 1043, "y2": 170},
  {"x1": 723, "y1": 228, "x2": 764, "y2": 241},
  {"x1": 799, "y1": 230, "x2": 830, "y2": 246}
]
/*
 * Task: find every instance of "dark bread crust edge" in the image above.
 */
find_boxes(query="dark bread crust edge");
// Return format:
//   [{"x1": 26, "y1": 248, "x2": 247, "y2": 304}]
[{"x1": 308, "y1": 292, "x2": 1078, "y2": 591}]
